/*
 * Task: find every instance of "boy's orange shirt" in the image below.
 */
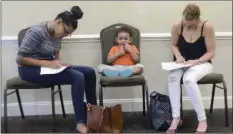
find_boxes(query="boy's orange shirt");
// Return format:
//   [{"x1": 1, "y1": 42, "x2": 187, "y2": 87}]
[{"x1": 108, "y1": 44, "x2": 139, "y2": 65}]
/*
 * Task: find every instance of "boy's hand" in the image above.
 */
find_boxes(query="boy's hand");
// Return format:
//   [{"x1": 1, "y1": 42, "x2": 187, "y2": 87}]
[
  {"x1": 124, "y1": 44, "x2": 133, "y2": 53},
  {"x1": 118, "y1": 45, "x2": 125, "y2": 56}
]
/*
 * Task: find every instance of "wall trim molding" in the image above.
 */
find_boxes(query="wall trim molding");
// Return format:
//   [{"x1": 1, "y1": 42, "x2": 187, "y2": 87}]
[
  {"x1": 1, "y1": 32, "x2": 232, "y2": 44},
  {"x1": 1, "y1": 96, "x2": 232, "y2": 116}
]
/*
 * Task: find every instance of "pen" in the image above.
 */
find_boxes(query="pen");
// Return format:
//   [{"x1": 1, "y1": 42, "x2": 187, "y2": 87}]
[{"x1": 52, "y1": 54, "x2": 55, "y2": 60}]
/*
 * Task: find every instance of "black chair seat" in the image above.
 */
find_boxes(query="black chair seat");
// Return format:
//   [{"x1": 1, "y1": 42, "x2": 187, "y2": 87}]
[
  {"x1": 6, "y1": 77, "x2": 51, "y2": 89},
  {"x1": 198, "y1": 73, "x2": 223, "y2": 84},
  {"x1": 181, "y1": 73, "x2": 223, "y2": 84},
  {"x1": 100, "y1": 74, "x2": 146, "y2": 87}
]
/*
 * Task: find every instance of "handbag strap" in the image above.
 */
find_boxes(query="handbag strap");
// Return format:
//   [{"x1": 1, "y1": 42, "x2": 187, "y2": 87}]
[
  {"x1": 150, "y1": 91, "x2": 160, "y2": 100},
  {"x1": 150, "y1": 91, "x2": 159, "y2": 98},
  {"x1": 108, "y1": 108, "x2": 113, "y2": 133},
  {"x1": 97, "y1": 106, "x2": 105, "y2": 132}
]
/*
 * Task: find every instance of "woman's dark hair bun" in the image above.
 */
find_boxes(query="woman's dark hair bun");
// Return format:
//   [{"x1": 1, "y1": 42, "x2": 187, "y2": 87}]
[{"x1": 71, "y1": 6, "x2": 83, "y2": 20}]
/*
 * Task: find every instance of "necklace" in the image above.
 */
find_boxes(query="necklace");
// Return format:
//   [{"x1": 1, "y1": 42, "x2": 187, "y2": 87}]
[{"x1": 186, "y1": 25, "x2": 200, "y2": 42}]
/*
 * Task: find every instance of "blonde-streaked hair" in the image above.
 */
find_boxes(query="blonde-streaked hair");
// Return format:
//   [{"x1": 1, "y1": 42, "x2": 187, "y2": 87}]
[{"x1": 183, "y1": 3, "x2": 200, "y2": 21}]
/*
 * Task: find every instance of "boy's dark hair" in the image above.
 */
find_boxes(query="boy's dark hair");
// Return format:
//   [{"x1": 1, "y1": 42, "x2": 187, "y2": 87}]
[
  {"x1": 115, "y1": 26, "x2": 133, "y2": 37},
  {"x1": 55, "y1": 6, "x2": 83, "y2": 30}
]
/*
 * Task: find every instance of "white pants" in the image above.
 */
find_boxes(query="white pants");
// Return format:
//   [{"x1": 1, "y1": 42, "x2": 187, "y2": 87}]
[
  {"x1": 97, "y1": 63, "x2": 144, "y2": 73},
  {"x1": 168, "y1": 62, "x2": 213, "y2": 121}
]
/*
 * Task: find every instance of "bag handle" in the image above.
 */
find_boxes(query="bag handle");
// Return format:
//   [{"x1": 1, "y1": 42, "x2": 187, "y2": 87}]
[
  {"x1": 150, "y1": 91, "x2": 159, "y2": 98},
  {"x1": 150, "y1": 91, "x2": 169, "y2": 100},
  {"x1": 97, "y1": 106, "x2": 105, "y2": 132},
  {"x1": 87, "y1": 103, "x2": 105, "y2": 133}
]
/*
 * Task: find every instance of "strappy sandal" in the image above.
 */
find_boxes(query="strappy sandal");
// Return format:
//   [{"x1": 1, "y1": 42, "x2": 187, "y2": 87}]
[
  {"x1": 195, "y1": 128, "x2": 208, "y2": 133},
  {"x1": 165, "y1": 119, "x2": 183, "y2": 134},
  {"x1": 166, "y1": 129, "x2": 178, "y2": 134},
  {"x1": 76, "y1": 128, "x2": 90, "y2": 133}
]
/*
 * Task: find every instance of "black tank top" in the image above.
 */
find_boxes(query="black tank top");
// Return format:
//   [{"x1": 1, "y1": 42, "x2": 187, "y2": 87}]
[{"x1": 175, "y1": 20, "x2": 211, "y2": 63}]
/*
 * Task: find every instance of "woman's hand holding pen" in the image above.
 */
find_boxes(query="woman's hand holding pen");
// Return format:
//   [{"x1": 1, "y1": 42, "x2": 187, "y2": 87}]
[
  {"x1": 47, "y1": 60, "x2": 62, "y2": 69},
  {"x1": 62, "y1": 62, "x2": 73, "y2": 67},
  {"x1": 45, "y1": 59, "x2": 72, "y2": 69}
]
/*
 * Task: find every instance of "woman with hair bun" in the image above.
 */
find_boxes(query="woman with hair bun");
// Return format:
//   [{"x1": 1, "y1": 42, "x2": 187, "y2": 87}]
[
  {"x1": 166, "y1": 3, "x2": 215, "y2": 133},
  {"x1": 16, "y1": 6, "x2": 97, "y2": 133}
]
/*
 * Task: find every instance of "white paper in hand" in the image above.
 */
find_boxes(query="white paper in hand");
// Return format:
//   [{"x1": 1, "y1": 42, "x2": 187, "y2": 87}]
[
  {"x1": 40, "y1": 66, "x2": 68, "y2": 75},
  {"x1": 161, "y1": 62, "x2": 191, "y2": 71}
]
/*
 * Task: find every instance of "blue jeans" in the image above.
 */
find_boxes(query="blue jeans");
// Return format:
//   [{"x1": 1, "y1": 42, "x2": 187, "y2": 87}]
[{"x1": 18, "y1": 65, "x2": 97, "y2": 124}]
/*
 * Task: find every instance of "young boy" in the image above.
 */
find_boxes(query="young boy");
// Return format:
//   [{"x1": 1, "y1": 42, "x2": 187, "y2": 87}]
[{"x1": 98, "y1": 26, "x2": 144, "y2": 77}]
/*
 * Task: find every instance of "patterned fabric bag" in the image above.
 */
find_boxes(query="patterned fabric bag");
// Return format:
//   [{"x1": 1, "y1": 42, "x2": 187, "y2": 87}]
[{"x1": 149, "y1": 91, "x2": 172, "y2": 131}]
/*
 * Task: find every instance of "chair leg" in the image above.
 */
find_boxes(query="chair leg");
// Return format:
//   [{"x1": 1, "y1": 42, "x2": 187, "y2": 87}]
[
  {"x1": 145, "y1": 83, "x2": 150, "y2": 129},
  {"x1": 222, "y1": 80, "x2": 229, "y2": 127},
  {"x1": 99, "y1": 85, "x2": 103, "y2": 106},
  {"x1": 145, "y1": 83, "x2": 150, "y2": 113},
  {"x1": 58, "y1": 85, "x2": 66, "y2": 118},
  {"x1": 142, "y1": 84, "x2": 146, "y2": 116},
  {"x1": 51, "y1": 87, "x2": 56, "y2": 132},
  {"x1": 15, "y1": 89, "x2": 25, "y2": 119},
  {"x1": 209, "y1": 83, "x2": 216, "y2": 113},
  {"x1": 4, "y1": 87, "x2": 8, "y2": 133}
]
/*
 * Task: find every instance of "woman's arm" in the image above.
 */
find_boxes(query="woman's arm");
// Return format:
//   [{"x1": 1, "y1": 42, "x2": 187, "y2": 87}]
[
  {"x1": 198, "y1": 22, "x2": 215, "y2": 63},
  {"x1": 55, "y1": 51, "x2": 60, "y2": 60},
  {"x1": 16, "y1": 55, "x2": 51, "y2": 67},
  {"x1": 16, "y1": 26, "x2": 56, "y2": 68},
  {"x1": 17, "y1": 56, "x2": 62, "y2": 68},
  {"x1": 171, "y1": 22, "x2": 183, "y2": 59},
  {"x1": 55, "y1": 41, "x2": 62, "y2": 60}
]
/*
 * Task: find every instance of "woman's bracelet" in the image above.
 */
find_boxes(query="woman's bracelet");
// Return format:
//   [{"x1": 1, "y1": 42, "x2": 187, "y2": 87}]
[{"x1": 198, "y1": 59, "x2": 203, "y2": 64}]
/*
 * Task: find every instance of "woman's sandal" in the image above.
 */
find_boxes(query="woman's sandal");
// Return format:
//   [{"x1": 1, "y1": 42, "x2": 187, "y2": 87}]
[
  {"x1": 166, "y1": 119, "x2": 183, "y2": 134},
  {"x1": 166, "y1": 129, "x2": 178, "y2": 134},
  {"x1": 76, "y1": 128, "x2": 91, "y2": 133},
  {"x1": 195, "y1": 128, "x2": 208, "y2": 133}
]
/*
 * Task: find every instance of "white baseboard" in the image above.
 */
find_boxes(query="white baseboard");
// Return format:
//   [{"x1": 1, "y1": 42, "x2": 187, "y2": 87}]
[{"x1": 1, "y1": 96, "x2": 232, "y2": 117}]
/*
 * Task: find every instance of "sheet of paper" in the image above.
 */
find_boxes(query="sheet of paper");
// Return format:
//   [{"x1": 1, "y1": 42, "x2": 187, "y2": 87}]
[
  {"x1": 161, "y1": 62, "x2": 191, "y2": 71},
  {"x1": 40, "y1": 66, "x2": 68, "y2": 75}
]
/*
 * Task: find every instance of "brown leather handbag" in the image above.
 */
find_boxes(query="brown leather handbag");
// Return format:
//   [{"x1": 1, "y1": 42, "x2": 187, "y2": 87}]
[{"x1": 86, "y1": 103, "x2": 123, "y2": 133}]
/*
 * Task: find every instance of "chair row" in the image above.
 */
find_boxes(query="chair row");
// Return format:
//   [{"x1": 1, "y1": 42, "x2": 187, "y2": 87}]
[{"x1": 3, "y1": 23, "x2": 229, "y2": 133}]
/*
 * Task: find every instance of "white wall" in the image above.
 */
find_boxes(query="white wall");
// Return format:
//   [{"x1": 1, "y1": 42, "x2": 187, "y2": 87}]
[
  {"x1": 1, "y1": 33, "x2": 232, "y2": 116},
  {"x1": 2, "y1": 1, "x2": 232, "y2": 36}
]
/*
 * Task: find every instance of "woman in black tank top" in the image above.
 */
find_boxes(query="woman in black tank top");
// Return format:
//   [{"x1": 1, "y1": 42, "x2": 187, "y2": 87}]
[
  {"x1": 166, "y1": 3, "x2": 215, "y2": 134},
  {"x1": 177, "y1": 20, "x2": 212, "y2": 63}
]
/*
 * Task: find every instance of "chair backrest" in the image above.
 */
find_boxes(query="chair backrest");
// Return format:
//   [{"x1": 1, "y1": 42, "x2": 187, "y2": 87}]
[
  {"x1": 17, "y1": 27, "x2": 30, "y2": 48},
  {"x1": 100, "y1": 23, "x2": 141, "y2": 65}
]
